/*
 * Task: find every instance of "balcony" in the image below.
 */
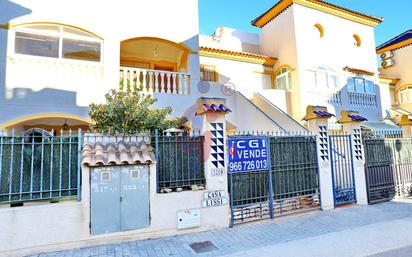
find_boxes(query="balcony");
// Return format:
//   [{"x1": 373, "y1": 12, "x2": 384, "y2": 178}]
[
  {"x1": 307, "y1": 88, "x2": 342, "y2": 106},
  {"x1": 119, "y1": 67, "x2": 189, "y2": 95},
  {"x1": 348, "y1": 92, "x2": 377, "y2": 107}
]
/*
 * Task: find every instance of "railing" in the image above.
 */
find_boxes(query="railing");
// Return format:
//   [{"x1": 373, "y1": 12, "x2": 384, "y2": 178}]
[
  {"x1": 0, "y1": 129, "x2": 82, "y2": 204},
  {"x1": 120, "y1": 67, "x2": 190, "y2": 95},
  {"x1": 154, "y1": 130, "x2": 205, "y2": 192},
  {"x1": 348, "y1": 92, "x2": 377, "y2": 107},
  {"x1": 364, "y1": 138, "x2": 412, "y2": 204},
  {"x1": 307, "y1": 88, "x2": 342, "y2": 106},
  {"x1": 7, "y1": 55, "x2": 104, "y2": 92}
]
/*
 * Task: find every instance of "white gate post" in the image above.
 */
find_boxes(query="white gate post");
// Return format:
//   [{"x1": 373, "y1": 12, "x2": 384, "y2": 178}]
[
  {"x1": 400, "y1": 115, "x2": 412, "y2": 138},
  {"x1": 196, "y1": 97, "x2": 231, "y2": 226},
  {"x1": 338, "y1": 110, "x2": 368, "y2": 206},
  {"x1": 304, "y1": 106, "x2": 334, "y2": 211}
]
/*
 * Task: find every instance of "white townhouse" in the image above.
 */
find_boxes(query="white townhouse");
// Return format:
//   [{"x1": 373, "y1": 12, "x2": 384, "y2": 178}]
[
  {"x1": 199, "y1": 0, "x2": 399, "y2": 132},
  {"x1": 0, "y1": 0, "x2": 296, "y2": 135}
]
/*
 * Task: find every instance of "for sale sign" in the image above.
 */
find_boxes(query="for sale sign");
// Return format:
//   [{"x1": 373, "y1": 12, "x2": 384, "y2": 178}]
[{"x1": 227, "y1": 137, "x2": 269, "y2": 173}]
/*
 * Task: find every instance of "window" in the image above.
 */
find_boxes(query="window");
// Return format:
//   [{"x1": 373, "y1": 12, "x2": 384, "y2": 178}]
[
  {"x1": 306, "y1": 68, "x2": 338, "y2": 89},
  {"x1": 276, "y1": 67, "x2": 292, "y2": 90},
  {"x1": 355, "y1": 78, "x2": 365, "y2": 92},
  {"x1": 15, "y1": 32, "x2": 59, "y2": 58},
  {"x1": 255, "y1": 72, "x2": 273, "y2": 90},
  {"x1": 353, "y1": 34, "x2": 361, "y2": 47},
  {"x1": 14, "y1": 24, "x2": 102, "y2": 62},
  {"x1": 200, "y1": 64, "x2": 217, "y2": 82},
  {"x1": 400, "y1": 87, "x2": 412, "y2": 103},
  {"x1": 314, "y1": 23, "x2": 324, "y2": 38},
  {"x1": 347, "y1": 77, "x2": 375, "y2": 94}
]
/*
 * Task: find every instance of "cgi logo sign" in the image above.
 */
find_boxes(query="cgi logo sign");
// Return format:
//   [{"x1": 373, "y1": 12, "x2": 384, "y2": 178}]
[{"x1": 228, "y1": 137, "x2": 269, "y2": 173}]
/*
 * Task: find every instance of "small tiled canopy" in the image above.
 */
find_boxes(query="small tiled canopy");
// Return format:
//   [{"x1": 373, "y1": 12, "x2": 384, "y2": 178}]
[
  {"x1": 338, "y1": 110, "x2": 368, "y2": 124},
  {"x1": 81, "y1": 139, "x2": 156, "y2": 167},
  {"x1": 303, "y1": 106, "x2": 335, "y2": 121},
  {"x1": 202, "y1": 103, "x2": 231, "y2": 113}
]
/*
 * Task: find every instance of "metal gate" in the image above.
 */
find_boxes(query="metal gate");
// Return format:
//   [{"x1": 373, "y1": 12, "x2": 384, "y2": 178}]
[
  {"x1": 90, "y1": 165, "x2": 149, "y2": 235},
  {"x1": 228, "y1": 134, "x2": 320, "y2": 226},
  {"x1": 329, "y1": 134, "x2": 356, "y2": 207},
  {"x1": 364, "y1": 138, "x2": 412, "y2": 204}
]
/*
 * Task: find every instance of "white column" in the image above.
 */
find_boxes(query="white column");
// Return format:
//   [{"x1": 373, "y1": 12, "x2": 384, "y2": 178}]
[
  {"x1": 198, "y1": 109, "x2": 230, "y2": 227},
  {"x1": 178, "y1": 74, "x2": 183, "y2": 95},
  {"x1": 166, "y1": 73, "x2": 171, "y2": 94},
  {"x1": 342, "y1": 122, "x2": 368, "y2": 206},
  {"x1": 154, "y1": 71, "x2": 159, "y2": 93},
  {"x1": 307, "y1": 118, "x2": 334, "y2": 210},
  {"x1": 199, "y1": 113, "x2": 228, "y2": 191},
  {"x1": 148, "y1": 71, "x2": 154, "y2": 93},
  {"x1": 171, "y1": 73, "x2": 177, "y2": 94}
]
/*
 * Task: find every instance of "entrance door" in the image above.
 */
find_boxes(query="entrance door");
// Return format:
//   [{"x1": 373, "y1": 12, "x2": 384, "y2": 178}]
[
  {"x1": 329, "y1": 134, "x2": 356, "y2": 207},
  {"x1": 90, "y1": 165, "x2": 149, "y2": 235}
]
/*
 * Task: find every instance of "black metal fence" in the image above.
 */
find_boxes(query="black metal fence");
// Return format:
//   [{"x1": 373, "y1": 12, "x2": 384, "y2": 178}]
[
  {"x1": 364, "y1": 138, "x2": 412, "y2": 204},
  {"x1": 154, "y1": 130, "x2": 205, "y2": 192},
  {"x1": 229, "y1": 133, "x2": 320, "y2": 225},
  {"x1": 0, "y1": 129, "x2": 81, "y2": 204}
]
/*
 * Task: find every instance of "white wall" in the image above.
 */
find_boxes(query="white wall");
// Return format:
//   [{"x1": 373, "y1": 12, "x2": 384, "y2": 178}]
[
  {"x1": 0, "y1": 163, "x2": 229, "y2": 257},
  {"x1": 292, "y1": 3, "x2": 382, "y2": 121},
  {"x1": 199, "y1": 56, "x2": 271, "y2": 99},
  {"x1": 259, "y1": 6, "x2": 301, "y2": 120}
]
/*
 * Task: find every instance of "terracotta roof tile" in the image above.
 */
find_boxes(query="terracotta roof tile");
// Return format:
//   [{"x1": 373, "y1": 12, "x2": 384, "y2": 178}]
[{"x1": 81, "y1": 138, "x2": 155, "y2": 167}]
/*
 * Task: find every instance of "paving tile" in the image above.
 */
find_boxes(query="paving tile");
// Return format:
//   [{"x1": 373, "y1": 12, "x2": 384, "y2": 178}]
[{"x1": 27, "y1": 202, "x2": 412, "y2": 257}]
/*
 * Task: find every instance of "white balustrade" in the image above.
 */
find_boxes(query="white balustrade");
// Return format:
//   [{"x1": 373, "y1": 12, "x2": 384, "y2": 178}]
[
  {"x1": 348, "y1": 92, "x2": 377, "y2": 107},
  {"x1": 119, "y1": 67, "x2": 190, "y2": 95},
  {"x1": 308, "y1": 88, "x2": 342, "y2": 106},
  {"x1": 7, "y1": 55, "x2": 104, "y2": 95}
]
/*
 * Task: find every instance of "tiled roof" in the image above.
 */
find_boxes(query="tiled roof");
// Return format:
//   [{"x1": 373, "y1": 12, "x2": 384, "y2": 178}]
[
  {"x1": 199, "y1": 46, "x2": 277, "y2": 65},
  {"x1": 344, "y1": 67, "x2": 375, "y2": 76},
  {"x1": 314, "y1": 111, "x2": 335, "y2": 118},
  {"x1": 81, "y1": 139, "x2": 155, "y2": 167},
  {"x1": 348, "y1": 115, "x2": 368, "y2": 122},
  {"x1": 251, "y1": 0, "x2": 383, "y2": 28},
  {"x1": 376, "y1": 30, "x2": 412, "y2": 53},
  {"x1": 202, "y1": 103, "x2": 231, "y2": 113}
]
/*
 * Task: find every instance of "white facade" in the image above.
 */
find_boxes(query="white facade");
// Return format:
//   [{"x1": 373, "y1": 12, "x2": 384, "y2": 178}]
[
  {"x1": 0, "y1": 0, "x2": 201, "y2": 129},
  {"x1": 199, "y1": 1, "x2": 386, "y2": 126}
]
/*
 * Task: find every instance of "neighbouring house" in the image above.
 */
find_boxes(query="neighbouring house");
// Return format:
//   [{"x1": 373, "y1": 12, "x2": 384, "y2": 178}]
[
  {"x1": 199, "y1": 0, "x2": 400, "y2": 133},
  {"x1": 377, "y1": 30, "x2": 412, "y2": 123}
]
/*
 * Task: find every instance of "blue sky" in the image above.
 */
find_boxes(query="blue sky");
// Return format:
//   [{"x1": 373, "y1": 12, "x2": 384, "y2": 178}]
[{"x1": 199, "y1": 0, "x2": 412, "y2": 46}]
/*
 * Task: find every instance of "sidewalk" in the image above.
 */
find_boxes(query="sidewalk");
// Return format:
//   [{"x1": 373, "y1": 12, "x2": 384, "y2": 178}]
[{"x1": 29, "y1": 200, "x2": 412, "y2": 257}]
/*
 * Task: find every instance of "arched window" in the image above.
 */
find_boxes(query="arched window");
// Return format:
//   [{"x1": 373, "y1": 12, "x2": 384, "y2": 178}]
[
  {"x1": 314, "y1": 23, "x2": 324, "y2": 38},
  {"x1": 400, "y1": 86, "x2": 412, "y2": 103},
  {"x1": 276, "y1": 66, "x2": 292, "y2": 90},
  {"x1": 353, "y1": 34, "x2": 361, "y2": 47},
  {"x1": 13, "y1": 23, "x2": 102, "y2": 62}
]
